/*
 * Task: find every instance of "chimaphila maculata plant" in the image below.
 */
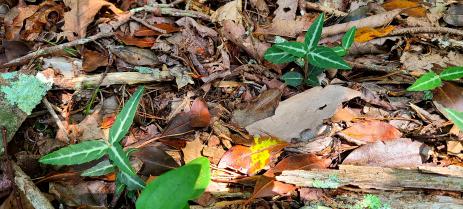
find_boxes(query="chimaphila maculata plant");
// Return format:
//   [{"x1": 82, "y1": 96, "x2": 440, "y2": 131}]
[
  {"x1": 406, "y1": 66, "x2": 463, "y2": 132},
  {"x1": 264, "y1": 13, "x2": 356, "y2": 87},
  {"x1": 39, "y1": 86, "x2": 211, "y2": 209}
]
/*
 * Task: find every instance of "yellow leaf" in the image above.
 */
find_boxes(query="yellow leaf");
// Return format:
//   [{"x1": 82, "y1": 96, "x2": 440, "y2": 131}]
[
  {"x1": 249, "y1": 136, "x2": 287, "y2": 174},
  {"x1": 354, "y1": 26, "x2": 396, "y2": 43},
  {"x1": 382, "y1": 0, "x2": 426, "y2": 17}
]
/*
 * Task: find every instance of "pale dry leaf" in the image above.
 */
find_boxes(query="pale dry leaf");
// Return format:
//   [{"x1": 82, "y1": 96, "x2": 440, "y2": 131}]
[
  {"x1": 337, "y1": 120, "x2": 403, "y2": 145},
  {"x1": 211, "y1": 0, "x2": 242, "y2": 24},
  {"x1": 182, "y1": 136, "x2": 204, "y2": 163}
]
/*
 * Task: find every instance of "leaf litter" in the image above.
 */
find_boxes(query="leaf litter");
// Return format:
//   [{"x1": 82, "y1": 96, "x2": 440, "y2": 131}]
[{"x1": 1, "y1": 0, "x2": 463, "y2": 208}]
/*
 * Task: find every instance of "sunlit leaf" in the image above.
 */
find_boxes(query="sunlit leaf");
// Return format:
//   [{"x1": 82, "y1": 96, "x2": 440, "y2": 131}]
[
  {"x1": 264, "y1": 46, "x2": 297, "y2": 64},
  {"x1": 342, "y1": 26, "x2": 356, "y2": 49},
  {"x1": 275, "y1": 42, "x2": 307, "y2": 57},
  {"x1": 250, "y1": 136, "x2": 288, "y2": 174},
  {"x1": 109, "y1": 86, "x2": 144, "y2": 145},
  {"x1": 39, "y1": 140, "x2": 108, "y2": 165},
  {"x1": 445, "y1": 108, "x2": 463, "y2": 131},
  {"x1": 439, "y1": 66, "x2": 463, "y2": 81},
  {"x1": 305, "y1": 13, "x2": 324, "y2": 50},
  {"x1": 407, "y1": 72, "x2": 442, "y2": 91},
  {"x1": 354, "y1": 26, "x2": 395, "y2": 43}
]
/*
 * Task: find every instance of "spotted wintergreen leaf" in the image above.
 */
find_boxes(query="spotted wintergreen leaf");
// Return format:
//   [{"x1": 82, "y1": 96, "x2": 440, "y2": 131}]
[
  {"x1": 332, "y1": 46, "x2": 347, "y2": 57},
  {"x1": 439, "y1": 66, "x2": 463, "y2": 81},
  {"x1": 342, "y1": 27, "x2": 356, "y2": 49},
  {"x1": 39, "y1": 140, "x2": 108, "y2": 165},
  {"x1": 108, "y1": 143, "x2": 135, "y2": 175},
  {"x1": 281, "y1": 71, "x2": 303, "y2": 87},
  {"x1": 264, "y1": 46, "x2": 297, "y2": 64},
  {"x1": 117, "y1": 171, "x2": 145, "y2": 191},
  {"x1": 275, "y1": 42, "x2": 307, "y2": 58},
  {"x1": 407, "y1": 72, "x2": 442, "y2": 91},
  {"x1": 305, "y1": 13, "x2": 324, "y2": 51},
  {"x1": 308, "y1": 47, "x2": 351, "y2": 69},
  {"x1": 109, "y1": 86, "x2": 144, "y2": 145},
  {"x1": 81, "y1": 160, "x2": 115, "y2": 176},
  {"x1": 444, "y1": 108, "x2": 463, "y2": 131}
]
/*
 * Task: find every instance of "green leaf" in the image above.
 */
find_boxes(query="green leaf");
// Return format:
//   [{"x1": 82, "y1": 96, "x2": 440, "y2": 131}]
[
  {"x1": 342, "y1": 27, "x2": 356, "y2": 49},
  {"x1": 305, "y1": 66, "x2": 325, "y2": 86},
  {"x1": 109, "y1": 86, "x2": 144, "y2": 145},
  {"x1": 439, "y1": 66, "x2": 463, "y2": 81},
  {"x1": 275, "y1": 42, "x2": 307, "y2": 57},
  {"x1": 308, "y1": 47, "x2": 351, "y2": 69},
  {"x1": 444, "y1": 108, "x2": 463, "y2": 131},
  {"x1": 108, "y1": 144, "x2": 135, "y2": 175},
  {"x1": 407, "y1": 72, "x2": 442, "y2": 91},
  {"x1": 305, "y1": 13, "x2": 324, "y2": 51},
  {"x1": 81, "y1": 160, "x2": 115, "y2": 176},
  {"x1": 117, "y1": 171, "x2": 145, "y2": 190},
  {"x1": 281, "y1": 71, "x2": 303, "y2": 87},
  {"x1": 264, "y1": 46, "x2": 297, "y2": 64},
  {"x1": 39, "y1": 140, "x2": 108, "y2": 165},
  {"x1": 332, "y1": 46, "x2": 347, "y2": 57},
  {"x1": 136, "y1": 157, "x2": 211, "y2": 209}
]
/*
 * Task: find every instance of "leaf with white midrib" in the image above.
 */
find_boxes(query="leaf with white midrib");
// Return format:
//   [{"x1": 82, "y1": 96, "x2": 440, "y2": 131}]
[
  {"x1": 342, "y1": 27, "x2": 356, "y2": 49},
  {"x1": 264, "y1": 46, "x2": 297, "y2": 64},
  {"x1": 274, "y1": 42, "x2": 307, "y2": 57},
  {"x1": 81, "y1": 160, "x2": 115, "y2": 176},
  {"x1": 305, "y1": 13, "x2": 324, "y2": 51},
  {"x1": 439, "y1": 66, "x2": 463, "y2": 81},
  {"x1": 39, "y1": 140, "x2": 108, "y2": 165},
  {"x1": 445, "y1": 108, "x2": 463, "y2": 131},
  {"x1": 109, "y1": 86, "x2": 144, "y2": 145},
  {"x1": 308, "y1": 47, "x2": 351, "y2": 69},
  {"x1": 108, "y1": 144, "x2": 135, "y2": 176},
  {"x1": 118, "y1": 171, "x2": 145, "y2": 190},
  {"x1": 407, "y1": 72, "x2": 442, "y2": 91}
]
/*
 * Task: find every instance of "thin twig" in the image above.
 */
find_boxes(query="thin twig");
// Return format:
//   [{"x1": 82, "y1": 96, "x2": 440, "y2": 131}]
[
  {"x1": 130, "y1": 16, "x2": 167, "y2": 34},
  {"x1": 42, "y1": 98, "x2": 70, "y2": 143},
  {"x1": 302, "y1": 1, "x2": 347, "y2": 17},
  {"x1": 391, "y1": 26, "x2": 463, "y2": 36}
]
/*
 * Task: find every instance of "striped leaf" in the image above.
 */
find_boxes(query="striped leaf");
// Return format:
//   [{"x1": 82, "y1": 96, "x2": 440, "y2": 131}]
[
  {"x1": 275, "y1": 42, "x2": 307, "y2": 57},
  {"x1": 407, "y1": 72, "x2": 442, "y2": 91},
  {"x1": 305, "y1": 13, "x2": 324, "y2": 51},
  {"x1": 439, "y1": 66, "x2": 463, "y2": 81},
  {"x1": 117, "y1": 171, "x2": 145, "y2": 191},
  {"x1": 109, "y1": 86, "x2": 144, "y2": 145},
  {"x1": 108, "y1": 144, "x2": 135, "y2": 175},
  {"x1": 281, "y1": 71, "x2": 303, "y2": 87},
  {"x1": 445, "y1": 108, "x2": 463, "y2": 131},
  {"x1": 39, "y1": 140, "x2": 108, "y2": 165},
  {"x1": 308, "y1": 47, "x2": 351, "y2": 69},
  {"x1": 342, "y1": 27, "x2": 356, "y2": 49},
  {"x1": 332, "y1": 46, "x2": 347, "y2": 57},
  {"x1": 81, "y1": 160, "x2": 115, "y2": 176},
  {"x1": 264, "y1": 46, "x2": 297, "y2": 64}
]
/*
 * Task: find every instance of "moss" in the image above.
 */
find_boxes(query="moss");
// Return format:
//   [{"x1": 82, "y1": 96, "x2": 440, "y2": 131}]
[{"x1": 312, "y1": 174, "x2": 340, "y2": 189}]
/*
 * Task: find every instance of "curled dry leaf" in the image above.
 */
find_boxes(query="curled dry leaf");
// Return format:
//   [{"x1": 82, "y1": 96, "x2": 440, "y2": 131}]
[
  {"x1": 162, "y1": 98, "x2": 211, "y2": 137},
  {"x1": 115, "y1": 31, "x2": 156, "y2": 48},
  {"x1": 232, "y1": 89, "x2": 282, "y2": 127},
  {"x1": 354, "y1": 26, "x2": 395, "y2": 43},
  {"x1": 4, "y1": 4, "x2": 39, "y2": 40},
  {"x1": 190, "y1": 98, "x2": 211, "y2": 128},
  {"x1": 133, "y1": 145, "x2": 179, "y2": 176},
  {"x1": 343, "y1": 138, "x2": 431, "y2": 167},
  {"x1": 82, "y1": 48, "x2": 109, "y2": 72},
  {"x1": 337, "y1": 120, "x2": 403, "y2": 145}
]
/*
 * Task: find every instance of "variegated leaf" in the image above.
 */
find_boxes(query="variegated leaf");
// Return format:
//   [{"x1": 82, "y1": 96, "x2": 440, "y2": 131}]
[
  {"x1": 308, "y1": 47, "x2": 351, "y2": 69},
  {"x1": 407, "y1": 72, "x2": 442, "y2": 91},
  {"x1": 444, "y1": 108, "x2": 463, "y2": 131},
  {"x1": 39, "y1": 140, "x2": 108, "y2": 165},
  {"x1": 439, "y1": 66, "x2": 463, "y2": 81},
  {"x1": 342, "y1": 27, "x2": 356, "y2": 49},
  {"x1": 264, "y1": 46, "x2": 297, "y2": 64},
  {"x1": 81, "y1": 160, "x2": 115, "y2": 176},
  {"x1": 117, "y1": 171, "x2": 145, "y2": 190},
  {"x1": 305, "y1": 13, "x2": 324, "y2": 50},
  {"x1": 108, "y1": 144, "x2": 135, "y2": 175},
  {"x1": 275, "y1": 42, "x2": 307, "y2": 57}
]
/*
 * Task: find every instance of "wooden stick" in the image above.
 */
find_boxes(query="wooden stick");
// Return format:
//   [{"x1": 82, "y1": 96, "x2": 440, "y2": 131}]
[{"x1": 276, "y1": 165, "x2": 463, "y2": 191}]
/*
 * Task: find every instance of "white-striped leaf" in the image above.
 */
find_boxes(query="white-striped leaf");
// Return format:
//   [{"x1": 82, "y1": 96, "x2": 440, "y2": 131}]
[
  {"x1": 308, "y1": 47, "x2": 351, "y2": 69},
  {"x1": 342, "y1": 27, "x2": 356, "y2": 49},
  {"x1": 39, "y1": 140, "x2": 108, "y2": 165},
  {"x1": 264, "y1": 46, "x2": 297, "y2": 64},
  {"x1": 305, "y1": 13, "x2": 324, "y2": 51},
  {"x1": 117, "y1": 171, "x2": 145, "y2": 190},
  {"x1": 439, "y1": 66, "x2": 463, "y2": 81},
  {"x1": 281, "y1": 71, "x2": 303, "y2": 87},
  {"x1": 275, "y1": 42, "x2": 307, "y2": 57},
  {"x1": 81, "y1": 160, "x2": 115, "y2": 176},
  {"x1": 332, "y1": 46, "x2": 346, "y2": 57},
  {"x1": 108, "y1": 144, "x2": 135, "y2": 175},
  {"x1": 407, "y1": 72, "x2": 442, "y2": 91},
  {"x1": 445, "y1": 108, "x2": 463, "y2": 131},
  {"x1": 109, "y1": 86, "x2": 144, "y2": 145}
]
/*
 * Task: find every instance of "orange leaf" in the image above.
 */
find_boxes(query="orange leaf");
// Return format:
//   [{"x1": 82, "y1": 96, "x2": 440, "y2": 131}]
[
  {"x1": 190, "y1": 98, "x2": 211, "y2": 128},
  {"x1": 134, "y1": 23, "x2": 180, "y2": 36},
  {"x1": 354, "y1": 26, "x2": 395, "y2": 42},
  {"x1": 266, "y1": 154, "x2": 331, "y2": 177},
  {"x1": 101, "y1": 114, "x2": 116, "y2": 129},
  {"x1": 382, "y1": 0, "x2": 426, "y2": 17},
  {"x1": 249, "y1": 175, "x2": 295, "y2": 200},
  {"x1": 338, "y1": 120, "x2": 402, "y2": 144},
  {"x1": 115, "y1": 32, "x2": 156, "y2": 48}
]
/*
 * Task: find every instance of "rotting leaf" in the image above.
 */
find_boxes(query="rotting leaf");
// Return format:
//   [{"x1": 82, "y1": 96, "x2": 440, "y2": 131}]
[{"x1": 337, "y1": 120, "x2": 403, "y2": 145}]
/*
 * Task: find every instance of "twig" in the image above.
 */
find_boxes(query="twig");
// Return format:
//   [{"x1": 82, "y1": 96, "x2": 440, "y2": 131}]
[
  {"x1": 131, "y1": 5, "x2": 211, "y2": 21},
  {"x1": 2, "y1": 128, "x2": 22, "y2": 209},
  {"x1": 130, "y1": 16, "x2": 168, "y2": 34},
  {"x1": 302, "y1": 1, "x2": 347, "y2": 17},
  {"x1": 42, "y1": 98, "x2": 70, "y2": 143},
  {"x1": 13, "y1": 163, "x2": 54, "y2": 209},
  {"x1": 390, "y1": 26, "x2": 463, "y2": 37},
  {"x1": 346, "y1": 60, "x2": 402, "y2": 73}
]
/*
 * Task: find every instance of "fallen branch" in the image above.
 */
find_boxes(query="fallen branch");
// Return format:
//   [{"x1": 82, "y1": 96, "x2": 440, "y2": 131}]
[
  {"x1": 276, "y1": 165, "x2": 463, "y2": 191},
  {"x1": 302, "y1": 1, "x2": 347, "y2": 17},
  {"x1": 42, "y1": 98, "x2": 70, "y2": 143},
  {"x1": 391, "y1": 26, "x2": 463, "y2": 36},
  {"x1": 13, "y1": 163, "x2": 54, "y2": 209}
]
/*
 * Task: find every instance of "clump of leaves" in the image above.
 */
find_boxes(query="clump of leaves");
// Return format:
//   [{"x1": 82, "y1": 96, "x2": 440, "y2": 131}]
[
  {"x1": 406, "y1": 66, "x2": 463, "y2": 132},
  {"x1": 39, "y1": 86, "x2": 211, "y2": 208},
  {"x1": 264, "y1": 13, "x2": 356, "y2": 87}
]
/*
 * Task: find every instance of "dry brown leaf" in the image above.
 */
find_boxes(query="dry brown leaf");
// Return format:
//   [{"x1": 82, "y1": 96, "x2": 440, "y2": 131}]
[
  {"x1": 21, "y1": 1, "x2": 64, "y2": 41},
  {"x1": 267, "y1": 154, "x2": 331, "y2": 176},
  {"x1": 433, "y1": 82, "x2": 463, "y2": 112},
  {"x1": 108, "y1": 45, "x2": 159, "y2": 66},
  {"x1": 211, "y1": 0, "x2": 242, "y2": 24},
  {"x1": 190, "y1": 98, "x2": 211, "y2": 128},
  {"x1": 232, "y1": 89, "x2": 281, "y2": 127},
  {"x1": 82, "y1": 48, "x2": 109, "y2": 72},
  {"x1": 4, "y1": 4, "x2": 39, "y2": 40},
  {"x1": 249, "y1": 176, "x2": 296, "y2": 199},
  {"x1": 343, "y1": 138, "x2": 431, "y2": 167},
  {"x1": 331, "y1": 107, "x2": 358, "y2": 123},
  {"x1": 63, "y1": 0, "x2": 122, "y2": 40},
  {"x1": 182, "y1": 136, "x2": 204, "y2": 163},
  {"x1": 382, "y1": 0, "x2": 426, "y2": 17},
  {"x1": 354, "y1": 26, "x2": 396, "y2": 42},
  {"x1": 338, "y1": 120, "x2": 403, "y2": 145},
  {"x1": 115, "y1": 32, "x2": 156, "y2": 48}
]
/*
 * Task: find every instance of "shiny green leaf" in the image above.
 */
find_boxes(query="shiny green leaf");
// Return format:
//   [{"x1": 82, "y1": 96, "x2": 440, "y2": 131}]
[
  {"x1": 275, "y1": 42, "x2": 307, "y2": 57},
  {"x1": 81, "y1": 160, "x2": 115, "y2": 176},
  {"x1": 444, "y1": 108, "x2": 463, "y2": 131},
  {"x1": 264, "y1": 46, "x2": 297, "y2": 64},
  {"x1": 305, "y1": 13, "x2": 324, "y2": 50},
  {"x1": 407, "y1": 72, "x2": 442, "y2": 91},
  {"x1": 117, "y1": 171, "x2": 145, "y2": 191},
  {"x1": 281, "y1": 71, "x2": 303, "y2": 87},
  {"x1": 108, "y1": 144, "x2": 135, "y2": 175},
  {"x1": 342, "y1": 27, "x2": 356, "y2": 49},
  {"x1": 439, "y1": 66, "x2": 463, "y2": 81},
  {"x1": 39, "y1": 140, "x2": 108, "y2": 165},
  {"x1": 308, "y1": 47, "x2": 351, "y2": 69}
]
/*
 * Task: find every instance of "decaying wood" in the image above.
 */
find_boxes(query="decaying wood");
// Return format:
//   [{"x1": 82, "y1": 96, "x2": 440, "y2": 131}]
[
  {"x1": 302, "y1": 1, "x2": 347, "y2": 17},
  {"x1": 53, "y1": 72, "x2": 173, "y2": 90},
  {"x1": 13, "y1": 163, "x2": 54, "y2": 209},
  {"x1": 276, "y1": 165, "x2": 463, "y2": 191},
  {"x1": 390, "y1": 26, "x2": 463, "y2": 37}
]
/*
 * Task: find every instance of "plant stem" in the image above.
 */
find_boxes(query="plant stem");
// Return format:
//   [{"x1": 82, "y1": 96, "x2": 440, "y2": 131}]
[{"x1": 304, "y1": 58, "x2": 310, "y2": 81}]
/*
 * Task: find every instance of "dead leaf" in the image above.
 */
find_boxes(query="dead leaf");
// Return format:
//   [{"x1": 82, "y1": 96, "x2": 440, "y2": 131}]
[
  {"x1": 63, "y1": 0, "x2": 122, "y2": 40},
  {"x1": 246, "y1": 85, "x2": 360, "y2": 141},
  {"x1": 82, "y1": 48, "x2": 109, "y2": 72},
  {"x1": 217, "y1": 145, "x2": 252, "y2": 174},
  {"x1": 343, "y1": 138, "x2": 431, "y2": 167},
  {"x1": 2, "y1": 41, "x2": 30, "y2": 61},
  {"x1": 433, "y1": 82, "x2": 463, "y2": 112},
  {"x1": 354, "y1": 26, "x2": 396, "y2": 42},
  {"x1": 182, "y1": 135, "x2": 204, "y2": 163},
  {"x1": 133, "y1": 145, "x2": 179, "y2": 176},
  {"x1": 267, "y1": 154, "x2": 331, "y2": 176},
  {"x1": 115, "y1": 31, "x2": 156, "y2": 48},
  {"x1": 109, "y1": 45, "x2": 159, "y2": 66},
  {"x1": 232, "y1": 89, "x2": 282, "y2": 127},
  {"x1": 49, "y1": 181, "x2": 113, "y2": 207},
  {"x1": 4, "y1": 4, "x2": 39, "y2": 40},
  {"x1": 250, "y1": 176, "x2": 296, "y2": 199},
  {"x1": 162, "y1": 99, "x2": 211, "y2": 136},
  {"x1": 447, "y1": 141, "x2": 463, "y2": 159},
  {"x1": 382, "y1": 0, "x2": 426, "y2": 17},
  {"x1": 338, "y1": 120, "x2": 403, "y2": 145},
  {"x1": 211, "y1": 0, "x2": 242, "y2": 24},
  {"x1": 101, "y1": 114, "x2": 116, "y2": 129},
  {"x1": 444, "y1": 4, "x2": 463, "y2": 26},
  {"x1": 202, "y1": 146, "x2": 226, "y2": 165},
  {"x1": 190, "y1": 98, "x2": 211, "y2": 128},
  {"x1": 21, "y1": 1, "x2": 64, "y2": 41},
  {"x1": 331, "y1": 107, "x2": 358, "y2": 123},
  {"x1": 133, "y1": 23, "x2": 180, "y2": 36}
]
